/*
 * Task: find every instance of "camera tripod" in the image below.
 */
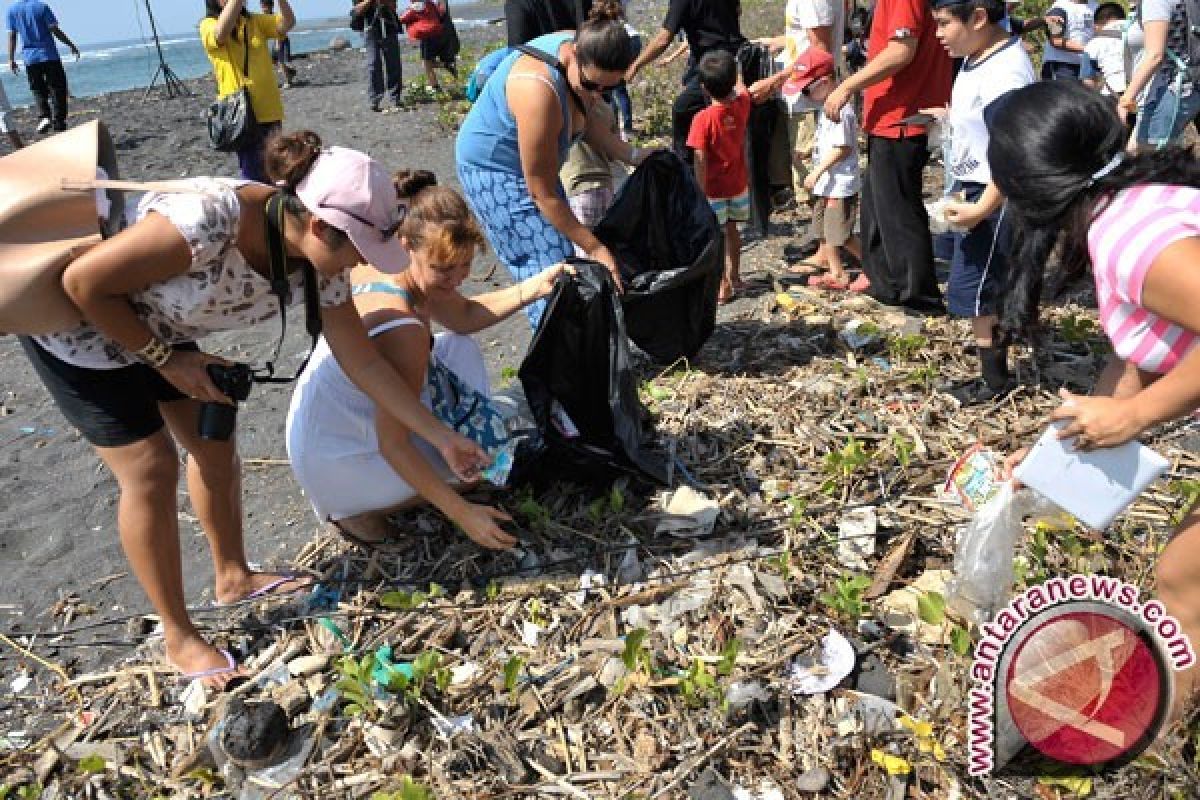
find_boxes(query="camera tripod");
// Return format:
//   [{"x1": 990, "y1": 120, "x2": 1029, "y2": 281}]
[{"x1": 142, "y1": 0, "x2": 191, "y2": 100}]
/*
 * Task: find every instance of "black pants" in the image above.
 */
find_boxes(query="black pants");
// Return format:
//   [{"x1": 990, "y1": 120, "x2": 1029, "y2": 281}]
[
  {"x1": 366, "y1": 34, "x2": 402, "y2": 107},
  {"x1": 860, "y1": 134, "x2": 944, "y2": 311},
  {"x1": 26, "y1": 59, "x2": 68, "y2": 131},
  {"x1": 672, "y1": 71, "x2": 708, "y2": 164}
]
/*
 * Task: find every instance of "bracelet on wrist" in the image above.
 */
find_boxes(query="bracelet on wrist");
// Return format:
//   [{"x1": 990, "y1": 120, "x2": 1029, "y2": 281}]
[{"x1": 134, "y1": 336, "x2": 172, "y2": 369}]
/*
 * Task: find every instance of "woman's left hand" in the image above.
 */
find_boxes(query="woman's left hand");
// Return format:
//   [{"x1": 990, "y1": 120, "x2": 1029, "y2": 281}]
[
  {"x1": 944, "y1": 200, "x2": 988, "y2": 231},
  {"x1": 432, "y1": 428, "x2": 490, "y2": 481},
  {"x1": 1049, "y1": 388, "x2": 1146, "y2": 451}
]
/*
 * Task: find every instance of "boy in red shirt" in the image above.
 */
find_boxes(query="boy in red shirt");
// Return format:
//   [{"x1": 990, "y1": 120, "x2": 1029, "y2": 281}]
[{"x1": 686, "y1": 50, "x2": 751, "y2": 304}]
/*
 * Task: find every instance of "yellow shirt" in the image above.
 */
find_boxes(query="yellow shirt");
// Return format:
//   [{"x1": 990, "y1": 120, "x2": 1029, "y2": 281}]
[{"x1": 200, "y1": 14, "x2": 284, "y2": 124}]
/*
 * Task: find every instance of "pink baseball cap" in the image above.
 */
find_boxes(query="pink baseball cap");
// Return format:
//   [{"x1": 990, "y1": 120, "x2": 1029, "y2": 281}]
[
  {"x1": 295, "y1": 146, "x2": 410, "y2": 274},
  {"x1": 782, "y1": 47, "x2": 836, "y2": 100}
]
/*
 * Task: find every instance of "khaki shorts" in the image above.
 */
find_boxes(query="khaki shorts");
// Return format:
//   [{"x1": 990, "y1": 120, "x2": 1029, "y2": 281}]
[{"x1": 810, "y1": 195, "x2": 858, "y2": 247}]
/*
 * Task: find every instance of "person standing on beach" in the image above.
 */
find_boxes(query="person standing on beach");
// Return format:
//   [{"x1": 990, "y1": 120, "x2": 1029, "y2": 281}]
[
  {"x1": 624, "y1": 0, "x2": 746, "y2": 163},
  {"x1": 0, "y1": 79, "x2": 24, "y2": 149},
  {"x1": 201, "y1": 0, "x2": 295, "y2": 183},
  {"x1": 6, "y1": 0, "x2": 80, "y2": 134},
  {"x1": 351, "y1": 0, "x2": 404, "y2": 112}
]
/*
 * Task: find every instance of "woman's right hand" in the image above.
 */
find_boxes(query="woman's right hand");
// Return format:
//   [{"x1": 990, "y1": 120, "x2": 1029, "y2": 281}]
[
  {"x1": 1001, "y1": 446, "x2": 1031, "y2": 488},
  {"x1": 456, "y1": 503, "x2": 518, "y2": 550},
  {"x1": 588, "y1": 244, "x2": 624, "y2": 293},
  {"x1": 159, "y1": 350, "x2": 234, "y2": 404},
  {"x1": 432, "y1": 429, "x2": 490, "y2": 482},
  {"x1": 1116, "y1": 96, "x2": 1137, "y2": 127}
]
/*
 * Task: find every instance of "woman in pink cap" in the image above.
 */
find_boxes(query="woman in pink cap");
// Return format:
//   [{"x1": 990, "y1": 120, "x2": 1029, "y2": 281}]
[{"x1": 18, "y1": 130, "x2": 487, "y2": 686}]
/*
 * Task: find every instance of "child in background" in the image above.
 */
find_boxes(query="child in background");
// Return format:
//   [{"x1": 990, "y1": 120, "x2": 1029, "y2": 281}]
[
  {"x1": 398, "y1": 0, "x2": 447, "y2": 91},
  {"x1": 261, "y1": 0, "x2": 297, "y2": 88},
  {"x1": 935, "y1": 0, "x2": 1035, "y2": 404},
  {"x1": 787, "y1": 48, "x2": 861, "y2": 290},
  {"x1": 1041, "y1": 0, "x2": 1095, "y2": 81},
  {"x1": 686, "y1": 50, "x2": 751, "y2": 304},
  {"x1": 561, "y1": 138, "x2": 617, "y2": 233},
  {"x1": 1080, "y1": 3, "x2": 1126, "y2": 97}
]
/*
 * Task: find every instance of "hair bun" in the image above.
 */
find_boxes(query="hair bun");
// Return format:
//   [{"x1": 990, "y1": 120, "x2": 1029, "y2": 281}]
[
  {"x1": 393, "y1": 169, "x2": 438, "y2": 200},
  {"x1": 264, "y1": 130, "x2": 323, "y2": 191},
  {"x1": 587, "y1": 0, "x2": 625, "y2": 23}
]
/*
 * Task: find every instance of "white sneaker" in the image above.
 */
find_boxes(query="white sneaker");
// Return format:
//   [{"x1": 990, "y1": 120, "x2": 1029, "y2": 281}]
[{"x1": 36, "y1": 118, "x2": 51, "y2": 134}]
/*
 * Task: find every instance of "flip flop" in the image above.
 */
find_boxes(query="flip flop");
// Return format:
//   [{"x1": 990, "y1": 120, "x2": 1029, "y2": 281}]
[
  {"x1": 786, "y1": 260, "x2": 828, "y2": 276},
  {"x1": 216, "y1": 571, "x2": 315, "y2": 608},
  {"x1": 807, "y1": 274, "x2": 850, "y2": 290},
  {"x1": 848, "y1": 273, "x2": 872, "y2": 293},
  {"x1": 179, "y1": 648, "x2": 239, "y2": 683}
]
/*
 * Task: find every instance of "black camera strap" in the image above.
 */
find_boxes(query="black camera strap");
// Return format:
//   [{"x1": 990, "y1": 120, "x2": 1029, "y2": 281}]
[{"x1": 254, "y1": 192, "x2": 322, "y2": 385}]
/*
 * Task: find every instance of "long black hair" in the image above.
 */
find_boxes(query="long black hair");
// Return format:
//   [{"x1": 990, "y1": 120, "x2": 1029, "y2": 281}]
[{"x1": 987, "y1": 80, "x2": 1200, "y2": 342}]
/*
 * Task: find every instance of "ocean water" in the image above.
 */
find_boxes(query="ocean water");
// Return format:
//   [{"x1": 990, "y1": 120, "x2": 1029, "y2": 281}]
[{"x1": 0, "y1": 14, "x2": 492, "y2": 109}]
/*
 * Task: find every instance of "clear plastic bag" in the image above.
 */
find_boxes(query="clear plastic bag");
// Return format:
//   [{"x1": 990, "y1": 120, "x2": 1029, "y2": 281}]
[{"x1": 946, "y1": 482, "x2": 1045, "y2": 624}]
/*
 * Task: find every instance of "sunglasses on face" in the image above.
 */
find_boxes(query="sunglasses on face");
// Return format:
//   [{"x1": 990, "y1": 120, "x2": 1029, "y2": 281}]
[
  {"x1": 318, "y1": 202, "x2": 405, "y2": 241},
  {"x1": 578, "y1": 66, "x2": 621, "y2": 93}
]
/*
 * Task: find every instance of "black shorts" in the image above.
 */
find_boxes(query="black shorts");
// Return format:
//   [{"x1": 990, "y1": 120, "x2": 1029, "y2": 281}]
[
  {"x1": 419, "y1": 35, "x2": 444, "y2": 62},
  {"x1": 20, "y1": 337, "x2": 197, "y2": 448}
]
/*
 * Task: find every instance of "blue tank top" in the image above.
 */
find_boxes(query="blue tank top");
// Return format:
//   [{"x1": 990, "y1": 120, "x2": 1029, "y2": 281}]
[{"x1": 455, "y1": 32, "x2": 576, "y2": 175}]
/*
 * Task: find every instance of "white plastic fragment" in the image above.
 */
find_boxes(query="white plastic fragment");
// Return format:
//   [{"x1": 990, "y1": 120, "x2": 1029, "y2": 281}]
[
  {"x1": 725, "y1": 680, "x2": 771, "y2": 710},
  {"x1": 787, "y1": 629, "x2": 856, "y2": 695},
  {"x1": 431, "y1": 714, "x2": 475, "y2": 738},
  {"x1": 836, "y1": 506, "x2": 877, "y2": 570},
  {"x1": 655, "y1": 486, "x2": 720, "y2": 537}
]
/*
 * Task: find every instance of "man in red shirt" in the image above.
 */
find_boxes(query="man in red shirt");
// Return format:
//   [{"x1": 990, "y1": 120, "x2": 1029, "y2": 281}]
[
  {"x1": 687, "y1": 50, "x2": 752, "y2": 304},
  {"x1": 823, "y1": 0, "x2": 951, "y2": 313}
]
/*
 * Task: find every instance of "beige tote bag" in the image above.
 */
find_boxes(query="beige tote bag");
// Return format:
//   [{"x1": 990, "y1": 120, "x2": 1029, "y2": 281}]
[{"x1": 0, "y1": 120, "x2": 124, "y2": 335}]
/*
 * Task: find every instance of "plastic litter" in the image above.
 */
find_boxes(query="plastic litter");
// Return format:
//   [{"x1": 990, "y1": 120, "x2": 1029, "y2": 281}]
[
  {"x1": 879, "y1": 570, "x2": 956, "y2": 644},
  {"x1": 655, "y1": 486, "x2": 721, "y2": 537},
  {"x1": 836, "y1": 507, "x2": 877, "y2": 570},
  {"x1": 787, "y1": 630, "x2": 856, "y2": 694},
  {"x1": 839, "y1": 320, "x2": 881, "y2": 350},
  {"x1": 725, "y1": 680, "x2": 770, "y2": 710},
  {"x1": 942, "y1": 443, "x2": 1002, "y2": 512}
]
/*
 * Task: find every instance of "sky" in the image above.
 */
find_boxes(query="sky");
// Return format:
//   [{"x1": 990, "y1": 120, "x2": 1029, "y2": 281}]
[{"x1": 21, "y1": 0, "x2": 355, "y2": 46}]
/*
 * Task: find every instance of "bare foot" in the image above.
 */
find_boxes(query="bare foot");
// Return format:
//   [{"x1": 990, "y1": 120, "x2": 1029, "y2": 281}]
[
  {"x1": 214, "y1": 571, "x2": 313, "y2": 606},
  {"x1": 786, "y1": 258, "x2": 829, "y2": 276},
  {"x1": 718, "y1": 280, "x2": 735, "y2": 304},
  {"x1": 167, "y1": 634, "x2": 243, "y2": 689}
]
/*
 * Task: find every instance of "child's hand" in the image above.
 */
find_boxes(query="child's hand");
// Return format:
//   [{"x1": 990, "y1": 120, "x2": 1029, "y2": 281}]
[
  {"x1": 918, "y1": 105, "x2": 949, "y2": 120},
  {"x1": 944, "y1": 199, "x2": 988, "y2": 231},
  {"x1": 802, "y1": 172, "x2": 819, "y2": 191}
]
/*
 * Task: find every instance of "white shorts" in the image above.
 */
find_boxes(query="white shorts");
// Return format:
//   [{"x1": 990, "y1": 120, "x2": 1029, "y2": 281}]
[{"x1": 286, "y1": 332, "x2": 490, "y2": 522}]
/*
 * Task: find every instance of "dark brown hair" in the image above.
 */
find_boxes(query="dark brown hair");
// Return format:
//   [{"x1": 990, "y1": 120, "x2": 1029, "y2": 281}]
[
  {"x1": 575, "y1": 0, "x2": 635, "y2": 73},
  {"x1": 263, "y1": 130, "x2": 348, "y2": 246},
  {"x1": 394, "y1": 170, "x2": 487, "y2": 264}
]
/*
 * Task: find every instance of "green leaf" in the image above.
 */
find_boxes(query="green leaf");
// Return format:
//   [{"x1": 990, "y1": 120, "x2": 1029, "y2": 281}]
[
  {"x1": 378, "y1": 590, "x2": 416, "y2": 610},
  {"x1": 717, "y1": 639, "x2": 741, "y2": 676},
  {"x1": 917, "y1": 591, "x2": 946, "y2": 626},
  {"x1": 77, "y1": 755, "x2": 106, "y2": 774},
  {"x1": 609, "y1": 485, "x2": 625, "y2": 513},
  {"x1": 485, "y1": 580, "x2": 502, "y2": 601},
  {"x1": 950, "y1": 625, "x2": 972, "y2": 657},
  {"x1": 503, "y1": 655, "x2": 524, "y2": 693},
  {"x1": 500, "y1": 365, "x2": 518, "y2": 382},
  {"x1": 622, "y1": 628, "x2": 649, "y2": 671}
]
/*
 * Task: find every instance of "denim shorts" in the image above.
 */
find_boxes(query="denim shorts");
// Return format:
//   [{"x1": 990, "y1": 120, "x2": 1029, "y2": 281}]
[
  {"x1": 946, "y1": 182, "x2": 1011, "y2": 318},
  {"x1": 1135, "y1": 78, "x2": 1200, "y2": 147}
]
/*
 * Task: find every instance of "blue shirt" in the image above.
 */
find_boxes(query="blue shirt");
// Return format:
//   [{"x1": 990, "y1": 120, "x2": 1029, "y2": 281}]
[
  {"x1": 455, "y1": 32, "x2": 574, "y2": 175},
  {"x1": 6, "y1": 0, "x2": 60, "y2": 65}
]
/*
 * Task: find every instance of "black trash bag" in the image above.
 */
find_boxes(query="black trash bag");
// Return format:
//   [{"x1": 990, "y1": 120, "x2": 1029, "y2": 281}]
[
  {"x1": 514, "y1": 259, "x2": 667, "y2": 489},
  {"x1": 737, "y1": 42, "x2": 784, "y2": 237},
  {"x1": 593, "y1": 151, "x2": 724, "y2": 364}
]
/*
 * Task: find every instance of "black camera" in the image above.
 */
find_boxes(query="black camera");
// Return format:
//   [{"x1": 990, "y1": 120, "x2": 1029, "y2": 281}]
[{"x1": 198, "y1": 363, "x2": 254, "y2": 441}]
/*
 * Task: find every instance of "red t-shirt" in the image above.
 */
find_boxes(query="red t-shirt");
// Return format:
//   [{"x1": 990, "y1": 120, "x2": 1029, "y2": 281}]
[
  {"x1": 861, "y1": 0, "x2": 952, "y2": 138},
  {"x1": 686, "y1": 90, "x2": 751, "y2": 199}
]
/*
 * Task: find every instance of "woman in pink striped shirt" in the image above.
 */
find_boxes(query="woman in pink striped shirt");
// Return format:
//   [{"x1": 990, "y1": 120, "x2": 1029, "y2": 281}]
[{"x1": 989, "y1": 80, "x2": 1200, "y2": 714}]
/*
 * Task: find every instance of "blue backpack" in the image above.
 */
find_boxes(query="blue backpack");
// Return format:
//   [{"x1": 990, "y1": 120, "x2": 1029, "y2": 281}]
[{"x1": 465, "y1": 43, "x2": 579, "y2": 104}]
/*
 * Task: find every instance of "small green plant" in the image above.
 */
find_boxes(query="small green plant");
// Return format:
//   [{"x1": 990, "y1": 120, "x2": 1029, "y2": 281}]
[
  {"x1": 500, "y1": 365, "x2": 518, "y2": 384},
  {"x1": 767, "y1": 550, "x2": 793, "y2": 580},
  {"x1": 1169, "y1": 479, "x2": 1200, "y2": 525},
  {"x1": 905, "y1": 363, "x2": 940, "y2": 390},
  {"x1": 821, "y1": 437, "x2": 872, "y2": 494},
  {"x1": 77, "y1": 755, "x2": 106, "y2": 775},
  {"x1": 890, "y1": 431, "x2": 915, "y2": 468},
  {"x1": 379, "y1": 583, "x2": 445, "y2": 611},
  {"x1": 1, "y1": 785, "x2": 43, "y2": 800},
  {"x1": 371, "y1": 776, "x2": 435, "y2": 800},
  {"x1": 950, "y1": 624, "x2": 973, "y2": 657},
  {"x1": 717, "y1": 638, "x2": 741, "y2": 676},
  {"x1": 587, "y1": 484, "x2": 627, "y2": 524},
  {"x1": 621, "y1": 628, "x2": 653, "y2": 674},
  {"x1": 819, "y1": 573, "x2": 871, "y2": 621},
  {"x1": 1059, "y1": 311, "x2": 1099, "y2": 344},
  {"x1": 886, "y1": 333, "x2": 929, "y2": 362},
  {"x1": 515, "y1": 490, "x2": 551, "y2": 532},
  {"x1": 1023, "y1": 526, "x2": 1051, "y2": 585},
  {"x1": 679, "y1": 657, "x2": 722, "y2": 708},
  {"x1": 335, "y1": 654, "x2": 380, "y2": 719},
  {"x1": 503, "y1": 655, "x2": 524, "y2": 694},
  {"x1": 786, "y1": 496, "x2": 808, "y2": 528},
  {"x1": 485, "y1": 580, "x2": 502, "y2": 602},
  {"x1": 410, "y1": 650, "x2": 452, "y2": 696},
  {"x1": 917, "y1": 591, "x2": 946, "y2": 626}
]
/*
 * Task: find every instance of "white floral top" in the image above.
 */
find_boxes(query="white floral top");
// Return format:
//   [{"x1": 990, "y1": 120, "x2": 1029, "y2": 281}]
[{"x1": 34, "y1": 179, "x2": 351, "y2": 369}]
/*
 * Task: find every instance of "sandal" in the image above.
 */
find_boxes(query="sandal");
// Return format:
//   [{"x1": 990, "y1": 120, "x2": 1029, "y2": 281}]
[
  {"x1": 785, "y1": 260, "x2": 828, "y2": 276},
  {"x1": 215, "y1": 571, "x2": 315, "y2": 608},
  {"x1": 179, "y1": 648, "x2": 239, "y2": 683},
  {"x1": 848, "y1": 273, "x2": 872, "y2": 293},
  {"x1": 807, "y1": 274, "x2": 850, "y2": 290}
]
